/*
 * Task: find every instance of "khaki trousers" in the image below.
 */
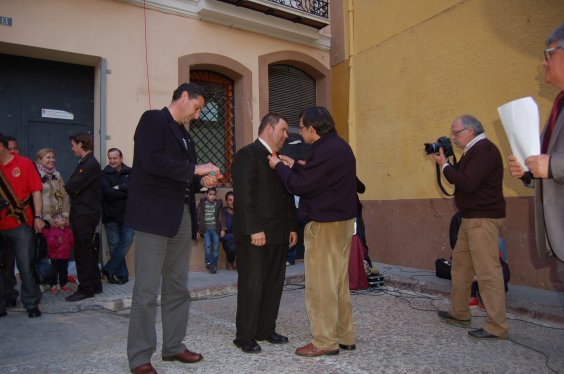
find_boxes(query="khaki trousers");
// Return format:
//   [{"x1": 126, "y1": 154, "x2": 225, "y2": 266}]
[
  {"x1": 450, "y1": 217, "x2": 508, "y2": 338},
  {"x1": 304, "y1": 219, "x2": 355, "y2": 350}
]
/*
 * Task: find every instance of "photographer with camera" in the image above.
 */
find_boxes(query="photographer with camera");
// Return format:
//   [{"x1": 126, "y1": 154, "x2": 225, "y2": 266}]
[{"x1": 429, "y1": 115, "x2": 508, "y2": 340}]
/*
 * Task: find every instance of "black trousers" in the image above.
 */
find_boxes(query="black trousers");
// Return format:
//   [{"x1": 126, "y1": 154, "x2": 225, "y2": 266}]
[
  {"x1": 235, "y1": 241, "x2": 286, "y2": 341},
  {"x1": 51, "y1": 259, "x2": 69, "y2": 287},
  {"x1": 72, "y1": 224, "x2": 102, "y2": 295}
]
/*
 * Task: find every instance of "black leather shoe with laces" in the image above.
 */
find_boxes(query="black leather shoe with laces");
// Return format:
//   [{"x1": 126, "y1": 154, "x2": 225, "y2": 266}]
[
  {"x1": 265, "y1": 332, "x2": 289, "y2": 344},
  {"x1": 233, "y1": 339, "x2": 262, "y2": 353},
  {"x1": 27, "y1": 307, "x2": 42, "y2": 318}
]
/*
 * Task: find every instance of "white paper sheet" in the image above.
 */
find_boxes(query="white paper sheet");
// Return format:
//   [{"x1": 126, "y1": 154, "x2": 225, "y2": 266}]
[{"x1": 497, "y1": 97, "x2": 541, "y2": 171}]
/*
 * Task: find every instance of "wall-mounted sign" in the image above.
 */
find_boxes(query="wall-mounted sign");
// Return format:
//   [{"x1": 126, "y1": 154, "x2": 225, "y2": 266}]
[
  {"x1": 41, "y1": 109, "x2": 74, "y2": 120},
  {"x1": 0, "y1": 17, "x2": 12, "y2": 27}
]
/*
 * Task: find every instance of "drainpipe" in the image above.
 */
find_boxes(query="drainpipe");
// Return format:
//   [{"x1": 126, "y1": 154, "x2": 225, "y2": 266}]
[{"x1": 347, "y1": 0, "x2": 356, "y2": 152}]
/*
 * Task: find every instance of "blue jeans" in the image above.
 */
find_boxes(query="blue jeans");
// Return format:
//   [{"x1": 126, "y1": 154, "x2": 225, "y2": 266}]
[
  {"x1": 0, "y1": 225, "x2": 41, "y2": 310},
  {"x1": 221, "y1": 238, "x2": 236, "y2": 263},
  {"x1": 103, "y1": 222, "x2": 134, "y2": 279},
  {"x1": 203, "y1": 228, "x2": 219, "y2": 266}
]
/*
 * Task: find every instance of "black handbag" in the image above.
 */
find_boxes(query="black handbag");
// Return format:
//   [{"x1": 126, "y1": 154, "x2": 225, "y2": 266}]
[{"x1": 435, "y1": 258, "x2": 452, "y2": 279}]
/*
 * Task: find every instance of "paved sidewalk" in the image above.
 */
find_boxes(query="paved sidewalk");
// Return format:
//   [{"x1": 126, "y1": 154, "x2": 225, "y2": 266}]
[{"x1": 1, "y1": 262, "x2": 563, "y2": 373}]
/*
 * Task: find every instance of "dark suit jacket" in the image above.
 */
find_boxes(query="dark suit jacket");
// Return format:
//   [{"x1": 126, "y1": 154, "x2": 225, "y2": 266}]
[
  {"x1": 65, "y1": 152, "x2": 102, "y2": 229},
  {"x1": 532, "y1": 102, "x2": 564, "y2": 260},
  {"x1": 232, "y1": 139, "x2": 296, "y2": 244},
  {"x1": 125, "y1": 107, "x2": 200, "y2": 238}
]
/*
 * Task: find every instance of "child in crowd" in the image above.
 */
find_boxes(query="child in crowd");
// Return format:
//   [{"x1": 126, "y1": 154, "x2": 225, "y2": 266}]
[
  {"x1": 196, "y1": 188, "x2": 224, "y2": 274},
  {"x1": 42, "y1": 214, "x2": 74, "y2": 294}
]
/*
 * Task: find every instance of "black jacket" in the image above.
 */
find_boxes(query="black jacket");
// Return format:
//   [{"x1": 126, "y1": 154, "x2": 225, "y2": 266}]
[
  {"x1": 65, "y1": 152, "x2": 102, "y2": 229},
  {"x1": 232, "y1": 139, "x2": 297, "y2": 244},
  {"x1": 125, "y1": 107, "x2": 201, "y2": 238},
  {"x1": 102, "y1": 164, "x2": 132, "y2": 224}
]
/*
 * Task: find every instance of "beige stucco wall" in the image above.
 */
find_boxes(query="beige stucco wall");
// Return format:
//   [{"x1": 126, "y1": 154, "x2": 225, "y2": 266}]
[
  {"x1": 0, "y1": 0, "x2": 329, "y2": 166},
  {"x1": 346, "y1": 0, "x2": 562, "y2": 200},
  {"x1": 1, "y1": 0, "x2": 330, "y2": 272}
]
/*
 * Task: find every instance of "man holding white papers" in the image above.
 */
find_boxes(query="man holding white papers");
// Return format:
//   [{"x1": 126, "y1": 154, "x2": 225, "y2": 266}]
[{"x1": 508, "y1": 23, "x2": 564, "y2": 262}]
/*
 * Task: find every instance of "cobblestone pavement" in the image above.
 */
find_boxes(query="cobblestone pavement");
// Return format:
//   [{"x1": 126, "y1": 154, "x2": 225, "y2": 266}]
[{"x1": 1, "y1": 268, "x2": 563, "y2": 374}]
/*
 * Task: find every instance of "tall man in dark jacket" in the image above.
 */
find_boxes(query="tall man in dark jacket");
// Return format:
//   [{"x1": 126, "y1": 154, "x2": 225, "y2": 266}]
[
  {"x1": 269, "y1": 107, "x2": 357, "y2": 357},
  {"x1": 125, "y1": 83, "x2": 220, "y2": 374},
  {"x1": 65, "y1": 132, "x2": 103, "y2": 302},
  {"x1": 431, "y1": 115, "x2": 508, "y2": 339},
  {"x1": 101, "y1": 148, "x2": 133, "y2": 284},
  {"x1": 232, "y1": 113, "x2": 297, "y2": 354}
]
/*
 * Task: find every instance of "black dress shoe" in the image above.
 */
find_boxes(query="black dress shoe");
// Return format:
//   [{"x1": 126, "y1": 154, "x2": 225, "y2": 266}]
[
  {"x1": 339, "y1": 343, "x2": 356, "y2": 350},
  {"x1": 0, "y1": 310, "x2": 7, "y2": 318},
  {"x1": 233, "y1": 339, "x2": 262, "y2": 353},
  {"x1": 265, "y1": 332, "x2": 289, "y2": 344},
  {"x1": 27, "y1": 307, "x2": 42, "y2": 318},
  {"x1": 6, "y1": 298, "x2": 17, "y2": 308},
  {"x1": 468, "y1": 328, "x2": 504, "y2": 340},
  {"x1": 437, "y1": 310, "x2": 471, "y2": 327},
  {"x1": 65, "y1": 291, "x2": 94, "y2": 302}
]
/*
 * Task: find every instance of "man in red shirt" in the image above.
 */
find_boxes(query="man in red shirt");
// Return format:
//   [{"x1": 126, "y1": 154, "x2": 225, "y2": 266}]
[{"x1": 0, "y1": 132, "x2": 45, "y2": 318}]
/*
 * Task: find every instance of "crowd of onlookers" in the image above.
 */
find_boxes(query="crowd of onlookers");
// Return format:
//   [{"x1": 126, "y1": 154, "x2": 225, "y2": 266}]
[
  {"x1": 0, "y1": 132, "x2": 136, "y2": 315},
  {"x1": 0, "y1": 130, "x2": 243, "y2": 317}
]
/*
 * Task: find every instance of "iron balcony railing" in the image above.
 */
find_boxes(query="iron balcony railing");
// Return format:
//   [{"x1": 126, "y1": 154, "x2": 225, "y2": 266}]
[
  {"x1": 266, "y1": 0, "x2": 329, "y2": 19},
  {"x1": 217, "y1": 0, "x2": 330, "y2": 29}
]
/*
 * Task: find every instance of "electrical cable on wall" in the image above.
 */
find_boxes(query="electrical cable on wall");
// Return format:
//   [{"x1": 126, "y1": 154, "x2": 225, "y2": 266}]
[{"x1": 144, "y1": 0, "x2": 152, "y2": 109}]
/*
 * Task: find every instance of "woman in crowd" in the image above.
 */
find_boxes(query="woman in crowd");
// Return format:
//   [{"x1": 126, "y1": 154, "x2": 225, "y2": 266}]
[{"x1": 36, "y1": 148, "x2": 70, "y2": 226}]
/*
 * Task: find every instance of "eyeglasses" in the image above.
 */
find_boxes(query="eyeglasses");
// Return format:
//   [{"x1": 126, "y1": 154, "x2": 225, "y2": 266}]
[
  {"x1": 451, "y1": 128, "x2": 468, "y2": 136},
  {"x1": 544, "y1": 44, "x2": 563, "y2": 61}
]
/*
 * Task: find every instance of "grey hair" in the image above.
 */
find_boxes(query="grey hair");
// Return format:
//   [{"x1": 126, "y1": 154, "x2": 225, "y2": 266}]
[
  {"x1": 547, "y1": 23, "x2": 564, "y2": 46},
  {"x1": 458, "y1": 115, "x2": 484, "y2": 135}
]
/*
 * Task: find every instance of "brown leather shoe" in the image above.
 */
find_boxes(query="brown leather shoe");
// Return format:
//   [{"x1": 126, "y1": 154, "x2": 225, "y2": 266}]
[
  {"x1": 295, "y1": 343, "x2": 339, "y2": 357},
  {"x1": 162, "y1": 349, "x2": 203, "y2": 363},
  {"x1": 131, "y1": 363, "x2": 157, "y2": 374}
]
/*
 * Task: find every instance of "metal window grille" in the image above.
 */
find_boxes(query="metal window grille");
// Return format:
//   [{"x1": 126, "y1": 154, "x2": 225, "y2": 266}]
[
  {"x1": 190, "y1": 70, "x2": 236, "y2": 186},
  {"x1": 269, "y1": 64, "x2": 315, "y2": 160},
  {"x1": 268, "y1": 64, "x2": 316, "y2": 133}
]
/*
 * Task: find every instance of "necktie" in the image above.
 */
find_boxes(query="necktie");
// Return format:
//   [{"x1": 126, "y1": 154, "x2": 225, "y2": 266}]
[{"x1": 541, "y1": 91, "x2": 564, "y2": 153}]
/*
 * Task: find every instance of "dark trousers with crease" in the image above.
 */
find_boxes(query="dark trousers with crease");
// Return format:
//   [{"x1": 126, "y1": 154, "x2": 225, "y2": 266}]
[
  {"x1": 72, "y1": 219, "x2": 102, "y2": 295},
  {"x1": 235, "y1": 240, "x2": 286, "y2": 341}
]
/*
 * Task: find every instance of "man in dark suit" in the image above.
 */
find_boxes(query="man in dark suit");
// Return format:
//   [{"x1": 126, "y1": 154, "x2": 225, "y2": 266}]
[
  {"x1": 509, "y1": 23, "x2": 564, "y2": 263},
  {"x1": 125, "y1": 83, "x2": 220, "y2": 374},
  {"x1": 64, "y1": 132, "x2": 103, "y2": 302},
  {"x1": 232, "y1": 112, "x2": 297, "y2": 354}
]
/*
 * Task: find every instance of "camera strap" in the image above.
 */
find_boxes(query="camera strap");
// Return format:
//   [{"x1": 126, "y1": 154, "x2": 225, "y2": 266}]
[{"x1": 435, "y1": 154, "x2": 457, "y2": 197}]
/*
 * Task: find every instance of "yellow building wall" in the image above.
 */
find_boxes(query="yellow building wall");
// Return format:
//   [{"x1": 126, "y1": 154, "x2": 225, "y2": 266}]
[{"x1": 345, "y1": 0, "x2": 563, "y2": 200}]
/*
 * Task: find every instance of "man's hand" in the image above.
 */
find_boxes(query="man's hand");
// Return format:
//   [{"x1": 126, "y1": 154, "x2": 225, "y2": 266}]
[
  {"x1": 196, "y1": 232, "x2": 202, "y2": 241},
  {"x1": 195, "y1": 163, "x2": 220, "y2": 176},
  {"x1": 289, "y1": 231, "x2": 298, "y2": 247},
  {"x1": 508, "y1": 155, "x2": 525, "y2": 178},
  {"x1": 430, "y1": 147, "x2": 447, "y2": 166},
  {"x1": 251, "y1": 232, "x2": 266, "y2": 246},
  {"x1": 279, "y1": 155, "x2": 295, "y2": 168},
  {"x1": 220, "y1": 230, "x2": 225, "y2": 238},
  {"x1": 525, "y1": 154, "x2": 550, "y2": 179},
  {"x1": 201, "y1": 173, "x2": 222, "y2": 188},
  {"x1": 34, "y1": 217, "x2": 45, "y2": 233},
  {"x1": 268, "y1": 155, "x2": 282, "y2": 169}
]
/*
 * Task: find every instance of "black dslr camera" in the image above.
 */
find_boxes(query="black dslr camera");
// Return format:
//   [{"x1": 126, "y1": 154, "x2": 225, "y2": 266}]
[{"x1": 424, "y1": 136, "x2": 453, "y2": 158}]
